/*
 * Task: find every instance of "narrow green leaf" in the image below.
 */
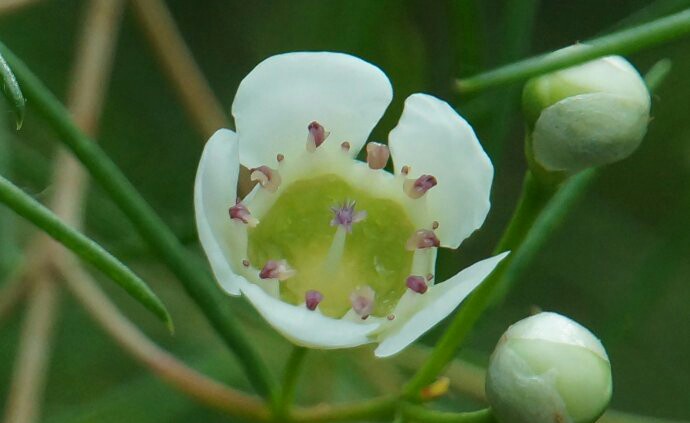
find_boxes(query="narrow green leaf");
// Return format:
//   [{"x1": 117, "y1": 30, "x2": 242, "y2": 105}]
[
  {"x1": 0, "y1": 50, "x2": 25, "y2": 129},
  {"x1": 0, "y1": 40, "x2": 277, "y2": 402},
  {"x1": 456, "y1": 8, "x2": 690, "y2": 93},
  {"x1": 0, "y1": 173, "x2": 172, "y2": 328}
]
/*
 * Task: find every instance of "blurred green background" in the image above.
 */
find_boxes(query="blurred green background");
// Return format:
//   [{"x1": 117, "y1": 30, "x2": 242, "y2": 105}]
[{"x1": 1, "y1": 0, "x2": 689, "y2": 422}]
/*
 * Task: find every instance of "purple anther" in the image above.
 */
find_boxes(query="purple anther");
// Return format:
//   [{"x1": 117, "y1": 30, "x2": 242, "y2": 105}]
[
  {"x1": 330, "y1": 200, "x2": 366, "y2": 233},
  {"x1": 405, "y1": 229, "x2": 441, "y2": 251},
  {"x1": 406, "y1": 275, "x2": 428, "y2": 294},
  {"x1": 366, "y1": 142, "x2": 390, "y2": 170},
  {"x1": 259, "y1": 259, "x2": 295, "y2": 281},
  {"x1": 350, "y1": 286, "x2": 375, "y2": 319},
  {"x1": 250, "y1": 165, "x2": 281, "y2": 192},
  {"x1": 341, "y1": 141, "x2": 351, "y2": 153},
  {"x1": 305, "y1": 290, "x2": 324, "y2": 311},
  {"x1": 307, "y1": 121, "x2": 330, "y2": 152},
  {"x1": 229, "y1": 201, "x2": 258, "y2": 227},
  {"x1": 404, "y1": 174, "x2": 438, "y2": 199}
]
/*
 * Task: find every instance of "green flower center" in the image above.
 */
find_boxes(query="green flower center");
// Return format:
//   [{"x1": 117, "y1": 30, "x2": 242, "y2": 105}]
[{"x1": 247, "y1": 174, "x2": 416, "y2": 318}]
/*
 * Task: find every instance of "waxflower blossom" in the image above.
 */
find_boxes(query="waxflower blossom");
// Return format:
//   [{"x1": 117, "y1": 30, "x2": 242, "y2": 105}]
[
  {"x1": 194, "y1": 52, "x2": 508, "y2": 357},
  {"x1": 486, "y1": 312, "x2": 613, "y2": 423},
  {"x1": 523, "y1": 47, "x2": 651, "y2": 173}
]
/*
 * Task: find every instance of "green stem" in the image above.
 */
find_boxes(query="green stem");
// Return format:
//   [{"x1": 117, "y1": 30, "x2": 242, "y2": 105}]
[
  {"x1": 0, "y1": 41, "x2": 278, "y2": 403},
  {"x1": 401, "y1": 404, "x2": 495, "y2": 423},
  {"x1": 0, "y1": 174, "x2": 171, "y2": 326},
  {"x1": 279, "y1": 346, "x2": 308, "y2": 419},
  {"x1": 496, "y1": 169, "x2": 597, "y2": 301},
  {"x1": 403, "y1": 171, "x2": 555, "y2": 397},
  {"x1": 290, "y1": 396, "x2": 397, "y2": 423},
  {"x1": 456, "y1": 8, "x2": 690, "y2": 93},
  {"x1": 0, "y1": 112, "x2": 19, "y2": 280}
]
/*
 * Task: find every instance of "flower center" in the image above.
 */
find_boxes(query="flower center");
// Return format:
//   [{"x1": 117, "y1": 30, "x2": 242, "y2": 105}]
[{"x1": 247, "y1": 174, "x2": 416, "y2": 318}]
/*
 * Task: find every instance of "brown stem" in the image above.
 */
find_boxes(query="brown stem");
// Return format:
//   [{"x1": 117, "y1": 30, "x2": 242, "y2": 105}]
[
  {"x1": 2, "y1": 275, "x2": 60, "y2": 423},
  {"x1": 58, "y1": 260, "x2": 271, "y2": 422},
  {"x1": 129, "y1": 0, "x2": 228, "y2": 138},
  {"x1": 129, "y1": 0, "x2": 254, "y2": 195},
  {"x1": 2, "y1": 1, "x2": 125, "y2": 421},
  {"x1": 0, "y1": 0, "x2": 41, "y2": 15},
  {"x1": 0, "y1": 266, "x2": 29, "y2": 326}
]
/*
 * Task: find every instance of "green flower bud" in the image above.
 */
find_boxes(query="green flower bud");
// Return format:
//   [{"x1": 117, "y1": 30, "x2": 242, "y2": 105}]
[
  {"x1": 486, "y1": 312, "x2": 612, "y2": 423},
  {"x1": 523, "y1": 47, "x2": 651, "y2": 173}
]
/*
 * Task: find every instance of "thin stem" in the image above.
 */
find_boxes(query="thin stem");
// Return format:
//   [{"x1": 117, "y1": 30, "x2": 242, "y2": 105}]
[
  {"x1": 290, "y1": 396, "x2": 398, "y2": 423},
  {"x1": 0, "y1": 0, "x2": 41, "y2": 15},
  {"x1": 0, "y1": 99, "x2": 20, "y2": 277},
  {"x1": 403, "y1": 171, "x2": 555, "y2": 396},
  {"x1": 279, "y1": 346, "x2": 308, "y2": 418},
  {"x1": 0, "y1": 41, "x2": 278, "y2": 402},
  {"x1": 494, "y1": 169, "x2": 597, "y2": 302},
  {"x1": 0, "y1": 265, "x2": 29, "y2": 326},
  {"x1": 129, "y1": 0, "x2": 254, "y2": 195},
  {"x1": 481, "y1": 0, "x2": 539, "y2": 160},
  {"x1": 399, "y1": 346, "x2": 684, "y2": 423},
  {"x1": 58, "y1": 260, "x2": 272, "y2": 423},
  {"x1": 2, "y1": 276, "x2": 60, "y2": 423},
  {"x1": 129, "y1": 0, "x2": 227, "y2": 138},
  {"x1": 401, "y1": 404, "x2": 495, "y2": 423},
  {"x1": 0, "y1": 174, "x2": 171, "y2": 326},
  {"x1": 456, "y1": 8, "x2": 690, "y2": 93}
]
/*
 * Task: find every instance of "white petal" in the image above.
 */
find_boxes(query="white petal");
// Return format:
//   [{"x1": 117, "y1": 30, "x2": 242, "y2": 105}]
[
  {"x1": 240, "y1": 282, "x2": 381, "y2": 349},
  {"x1": 194, "y1": 129, "x2": 246, "y2": 295},
  {"x1": 232, "y1": 52, "x2": 393, "y2": 168},
  {"x1": 389, "y1": 94, "x2": 493, "y2": 249},
  {"x1": 503, "y1": 311, "x2": 609, "y2": 361},
  {"x1": 374, "y1": 252, "x2": 509, "y2": 357}
]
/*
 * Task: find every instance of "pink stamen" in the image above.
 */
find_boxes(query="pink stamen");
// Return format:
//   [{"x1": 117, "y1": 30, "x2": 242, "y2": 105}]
[
  {"x1": 350, "y1": 286, "x2": 375, "y2": 319},
  {"x1": 305, "y1": 290, "x2": 324, "y2": 311},
  {"x1": 406, "y1": 275, "x2": 428, "y2": 294},
  {"x1": 405, "y1": 229, "x2": 441, "y2": 251},
  {"x1": 250, "y1": 165, "x2": 281, "y2": 192},
  {"x1": 259, "y1": 260, "x2": 296, "y2": 281},
  {"x1": 404, "y1": 174, "x2": 437, "y2": 199},
  {"x1": 229, "y1": 201, "x2": 258, "y2": 227},
  {"x1": 366, "y1": 142, "x2": 390, "y2": 170},
  {"x1": 307, "y1": 121, "x2": 330, "y2": 152}
]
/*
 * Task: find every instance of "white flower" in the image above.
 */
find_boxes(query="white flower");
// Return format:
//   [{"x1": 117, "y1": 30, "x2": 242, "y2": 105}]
[
  {"x1": 194, "y1": 52, "x2": 508, "y2": 357},
  {"x1": 486, "y1": 312, "x2": 613, "y2": 423}
]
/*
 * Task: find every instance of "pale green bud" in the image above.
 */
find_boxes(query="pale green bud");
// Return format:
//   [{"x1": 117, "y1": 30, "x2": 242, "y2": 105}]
[
  {"x1": 486, "y1": 312, "x2": 612, "y2": 423},
  {"x1": 523, "y1": 47, "x2": 651, "y2": 172}
]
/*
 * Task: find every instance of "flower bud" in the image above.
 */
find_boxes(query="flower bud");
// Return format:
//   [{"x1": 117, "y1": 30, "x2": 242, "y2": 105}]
[
  {"x1": 486, "y1": 312, "x2": 612, "y2": 423},
  {"x1": 523, "y1": 47, "x2": 651, "y2": 173}
]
